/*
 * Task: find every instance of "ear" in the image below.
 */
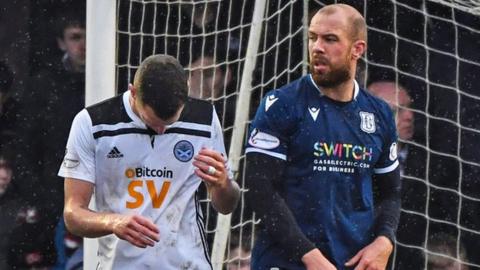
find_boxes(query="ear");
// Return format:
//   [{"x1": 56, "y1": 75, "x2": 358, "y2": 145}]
[
  {"x1": 351, "y1": 40, "x2": 366, "y2": 60},
  {"x1": 57, "y1": 37, "x2": 67, "y2": 52},
  {"x1": 129, "y1": 84, "x2": 137, "y2": 98}
]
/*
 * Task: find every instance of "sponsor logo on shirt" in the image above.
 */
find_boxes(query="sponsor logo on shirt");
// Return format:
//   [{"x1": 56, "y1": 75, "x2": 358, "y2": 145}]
[
  {"x1": 125, "y1": 166, "x2": 174, "y2": 178},
  {"x1": 248, "y1": 128, "x2": 280, "y2": 149},
  {"x1": 312, "y1": 141, "x2": 374, "y2": 174},
  {"x1": 308, "y1": 107, "x2": 319, "y2": 121},
  {"x1": 265, "y1": 95, "x2": 278, "y2": 112},
  {"x1": 106, "y1": 146, "x2": 124, "y2": 158},
  {"x1": 124, "y1": 166, "x2": 173, "y2": 209}
]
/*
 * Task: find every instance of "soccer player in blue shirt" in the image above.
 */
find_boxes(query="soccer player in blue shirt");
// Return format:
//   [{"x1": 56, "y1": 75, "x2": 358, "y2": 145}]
[{"x1": 245, "y1": 4, "x2": 401, "y2": 270}]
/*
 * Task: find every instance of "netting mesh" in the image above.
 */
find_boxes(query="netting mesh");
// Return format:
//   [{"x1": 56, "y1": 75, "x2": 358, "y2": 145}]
[
  {"x1": 114, "y1": 0, "x2": 480, "y2": 268},
  {"x1": 429, "y1": 0, "x2": 480, "y2": 15}
]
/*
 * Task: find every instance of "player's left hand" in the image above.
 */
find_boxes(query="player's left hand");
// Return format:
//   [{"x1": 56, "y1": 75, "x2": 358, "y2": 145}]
[
  {"x1": 193, "y1": 148, "x2": 228, "y2": 189},
  {"x1": 344, "y1": 236, "x2": 393, "y2": 270}
]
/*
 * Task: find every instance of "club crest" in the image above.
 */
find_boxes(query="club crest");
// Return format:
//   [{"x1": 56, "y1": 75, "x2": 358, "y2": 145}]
[
  {"x1": 359, "y1": 111, "x2": 376, "y2": 133},
  {"x1": 173, "y1": 140, "x2": 194, "y2": 162}
]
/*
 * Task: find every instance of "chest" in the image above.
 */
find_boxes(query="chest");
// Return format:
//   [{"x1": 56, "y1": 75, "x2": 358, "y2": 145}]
[
  {"x1": 289, "y1": 100, "x2": 385, "y2": 165},
  {"x1": 94, "y1": 133, "x2": 209, "y2": 176}
]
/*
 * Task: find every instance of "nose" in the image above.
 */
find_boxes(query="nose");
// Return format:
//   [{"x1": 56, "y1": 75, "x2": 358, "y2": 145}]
[{"x1": 310, "y1": 37, "x2": 325, "y2": 54}]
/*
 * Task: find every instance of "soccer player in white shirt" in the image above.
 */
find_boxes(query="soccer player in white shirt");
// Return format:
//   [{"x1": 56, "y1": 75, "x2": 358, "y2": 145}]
[{"x1": 59, "y1": 54, "x2": 240, "y2": 269}]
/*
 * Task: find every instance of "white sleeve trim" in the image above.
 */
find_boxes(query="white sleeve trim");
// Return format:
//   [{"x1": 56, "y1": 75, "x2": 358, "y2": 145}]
[
  {"x1": 374, "y1": 160, "x2": 399, "y2": 174},
  {"x1": 245, "y1": 147, "x2": 287, "y2": 160}
]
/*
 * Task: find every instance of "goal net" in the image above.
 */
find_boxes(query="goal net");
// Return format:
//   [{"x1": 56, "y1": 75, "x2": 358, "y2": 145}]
[{"x1": 87, "y1": 0, "x2": 480, "y2": 269}]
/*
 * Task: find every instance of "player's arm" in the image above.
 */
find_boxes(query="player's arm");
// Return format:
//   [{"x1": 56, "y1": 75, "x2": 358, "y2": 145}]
[
  {"x1": 245, "y1": 152, "x2": 336, "y2": 270},
  {"x1": 63, "y1": 177, "x2": 160, "y2": 248},
  {"x1": 193, "y1": 148, "x2": 240, "y2": 214},
  {"x1": 193, "y1": 108, "x2": 240, "y2": 214},
  {"x1": 345, "y1": 167, "x2": 401, "y2": 270}
]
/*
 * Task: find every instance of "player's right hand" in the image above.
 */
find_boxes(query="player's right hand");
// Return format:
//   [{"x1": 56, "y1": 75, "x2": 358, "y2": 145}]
[
  {"x1": 111, "y1": 214, "x2": 160, "y2": 248},
  {"x1": 301, "y1": 248, "x2": 337, "y2": 270}
]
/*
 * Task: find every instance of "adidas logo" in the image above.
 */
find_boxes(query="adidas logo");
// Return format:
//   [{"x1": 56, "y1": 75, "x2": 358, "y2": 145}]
[{"x1": 107, "y1": 147, "x2": 124, "y2": 158}]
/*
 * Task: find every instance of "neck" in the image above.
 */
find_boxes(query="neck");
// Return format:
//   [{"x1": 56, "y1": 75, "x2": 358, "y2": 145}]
[
  {"x1": 128, "y1": 94, "x2": 139, "y2": 113},
  {"x1": 63, "y1": 54, "x2": 85, "y2": 73},
  {"x1": 129, "y1": 94, "x2": 139, "y2": 117},
  {"x1": 320, "y1": 79, "x2": 355, "y2": 102}
]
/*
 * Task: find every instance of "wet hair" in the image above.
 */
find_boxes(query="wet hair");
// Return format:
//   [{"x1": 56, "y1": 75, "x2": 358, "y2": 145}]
[
  {"x1": 0, "y1": 157, "x2": 13, "y2": 173},
  {"x1": 55, "y1": 10, "x2": 86, "y2": 39},
  {"x1": 134, "y1": 54, "x2": 188, "y2": 120}
]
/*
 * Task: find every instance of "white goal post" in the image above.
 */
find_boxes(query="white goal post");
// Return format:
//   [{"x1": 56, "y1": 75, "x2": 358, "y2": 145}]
[
  {"x1": 85, "y1": 1, "x2": 480, "y2": 269},
  {"x1": 84, "y1": 0, "x2": 116, "y2": 269}
]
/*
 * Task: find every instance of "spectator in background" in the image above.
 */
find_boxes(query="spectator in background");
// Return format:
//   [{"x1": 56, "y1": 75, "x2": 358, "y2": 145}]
[
  {"x1": 177, "y1": 1, "x2": 239, "y2": 65},
  {"x1": 188, "y1": 51, "x2": 232, "y2": 101},
  {"x1": 368, "y1": 81, "x2": 414, "y2": 172},
  {"x1": 226, "y1": 232, "x2": 252, "y2": 270},
  {"x1": 187, "y1": 47, "x2": 237, "y2": 151},
  {"x1": 22, "y1": 8, "x2": 85, "y2": 219},
  {"x1": 427, "y1": 233, "x2": 469, "y2": 270},
  {"x1": 0, "y1": 157, "x2": 22, "y2": 269},
  {"x1": 0, "y1": 157, "x2": 55, "y2": 269},
  {"x1": 15, "y1": 9, "x2": 86, "y2": 269}
]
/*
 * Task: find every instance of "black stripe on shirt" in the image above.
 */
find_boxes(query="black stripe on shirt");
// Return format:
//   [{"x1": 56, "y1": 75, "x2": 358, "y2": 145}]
[
  {"x1": 93, "y1": 127, "x2": 211, "y2": 139},
  {"x1": 195, "y1": 191, "x2": 213, "y2": 269},
  {"x1": 164, "y1": 127, "x2": 210, "y2": 138},
  {"x1": 93, "y1": 128, "x2": 155, "y2": 139}
]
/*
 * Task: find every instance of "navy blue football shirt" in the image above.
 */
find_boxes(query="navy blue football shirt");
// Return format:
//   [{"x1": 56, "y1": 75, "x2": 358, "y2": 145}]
[{"x1": 246, "y1": 74, "x2": 399, "y2": 268}]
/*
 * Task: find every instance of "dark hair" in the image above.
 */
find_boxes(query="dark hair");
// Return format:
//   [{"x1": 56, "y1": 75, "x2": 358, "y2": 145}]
[
  {"x1": 55, "y1": 10, "x2": 86, "y2": 39},
  {"x1": 134, "y1": 55, "x2": 188, "y2": 120},
  {"x1": 0, "y1": 61, "x2": 13, "y2": 94},
  {"x1": 0, "y1": 157, "x2": 13, "y2": 172}
]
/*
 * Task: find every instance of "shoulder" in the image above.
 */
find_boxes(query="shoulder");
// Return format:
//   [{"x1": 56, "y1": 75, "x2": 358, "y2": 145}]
[
  {"x1": 31, "y1": 61, "x2": 66, "y2": 81},
  {"x1": 358, "y1": 88, "x2": 394, "y2": 117},
  {"x1": 260, "y1": 75, "x2": 312, "y2": 111},
  {"x1": 179, "y1": 97, "x2": 214, "y2": 125},
  {"x1": 274, "y1": 75, "x2": 311, "y2": 101},
  {"x1": 86, "y1": 93, "x2": 129, "y2": 126}
]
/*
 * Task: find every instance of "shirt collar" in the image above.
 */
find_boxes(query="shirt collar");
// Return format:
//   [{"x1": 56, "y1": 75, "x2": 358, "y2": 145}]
[
  {"x1": 308, "y1": 74, "x2": 360, "y2": 101},
  {"x1": 123, "y1": 90, "x2": 146, "y2": 127}
]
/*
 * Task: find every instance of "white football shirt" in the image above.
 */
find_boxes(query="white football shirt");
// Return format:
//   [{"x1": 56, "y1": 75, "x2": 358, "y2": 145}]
[{"x1": 59, "y1": 91, "x2": 230, "y2": 270}]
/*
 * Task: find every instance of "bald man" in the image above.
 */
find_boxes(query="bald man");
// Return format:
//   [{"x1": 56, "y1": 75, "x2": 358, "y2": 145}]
[
  {"x1": 369, "y1": 81, "x2": 414, "y2": 173},
  {"x1": 245, "y1": 4, "x2": 401, "y2": 270},
  {"x1": 368, "y1": 81, "x2": 414, "y2": 142}
]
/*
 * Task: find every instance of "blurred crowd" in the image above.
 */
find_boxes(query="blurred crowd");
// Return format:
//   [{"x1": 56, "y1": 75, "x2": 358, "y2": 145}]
[{"x1": 0, "y1": 0, "x2": 479, "y2": 269}]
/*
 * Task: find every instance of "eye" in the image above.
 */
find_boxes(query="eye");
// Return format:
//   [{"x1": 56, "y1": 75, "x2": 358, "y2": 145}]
[
  {"x1": 325, "y1": 36, "x2": 338, "y2": 42},
  {"x1": 70, "y1": 34, "x2": 84, "y2": 41}
]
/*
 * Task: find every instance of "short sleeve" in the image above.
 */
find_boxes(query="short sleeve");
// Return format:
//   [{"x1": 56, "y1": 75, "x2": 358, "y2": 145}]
[
  {"x1": 374, "y1": 105, "x2": 399, "y2": 174},
  {"x1": 58, "y1": 109, "x2": 96, "y2": 183},
  {"x1": 245, "y1": 90, "x2": 294, "y2": 161}
]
